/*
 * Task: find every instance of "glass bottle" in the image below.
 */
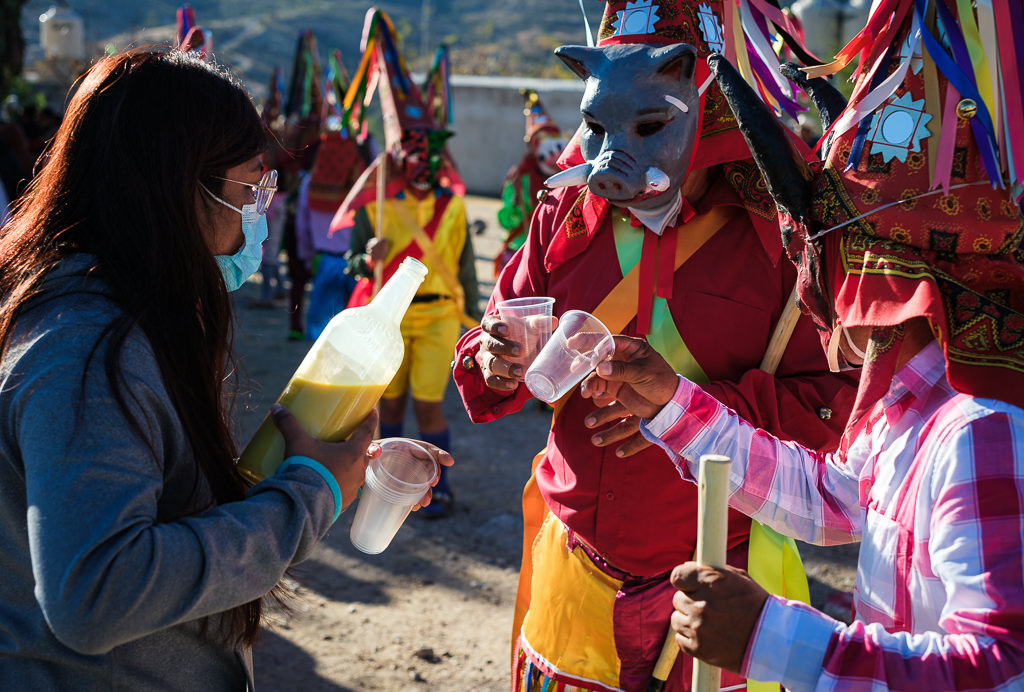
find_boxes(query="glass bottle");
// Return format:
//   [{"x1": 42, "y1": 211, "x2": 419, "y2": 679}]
[{"x1": 238, "y1": 257, "x2": 428, "y2": 481}]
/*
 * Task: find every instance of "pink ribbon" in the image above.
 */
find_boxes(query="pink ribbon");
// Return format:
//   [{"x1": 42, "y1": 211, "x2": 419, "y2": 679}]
[
  {"x1": 995, "y1": 0, "x2": 1024, "y2": 186},
  {"x1": 933, "y1": 84, "x2": 961, "y2": 193}
]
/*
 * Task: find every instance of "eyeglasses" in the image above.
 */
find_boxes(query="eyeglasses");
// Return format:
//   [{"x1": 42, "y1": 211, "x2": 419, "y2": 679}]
[{"x1": 213, "y1": 169, "x2": 278, "y2": 215}]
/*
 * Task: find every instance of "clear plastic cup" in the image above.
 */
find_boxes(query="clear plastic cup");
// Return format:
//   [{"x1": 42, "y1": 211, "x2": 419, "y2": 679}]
[
  {"x1": 349, "y1": 438, "x2": 439, "y2": 554},
  {"x1": 497, "y1": 296, "x2": 556, "y2": 368},
  {"x1": 524, "y1": 310, "x2": 614, "y2": 403}
]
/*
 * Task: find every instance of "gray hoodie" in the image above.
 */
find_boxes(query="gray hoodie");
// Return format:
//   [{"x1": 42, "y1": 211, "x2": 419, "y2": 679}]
[{"x1": 0, "y1": 255, "x2": 336, "y2": 690}]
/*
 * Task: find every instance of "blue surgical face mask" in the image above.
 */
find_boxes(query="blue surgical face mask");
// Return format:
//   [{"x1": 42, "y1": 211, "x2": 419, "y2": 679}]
[{"x1": 200, "y1": 183, "x2": 269, "y2": 292}]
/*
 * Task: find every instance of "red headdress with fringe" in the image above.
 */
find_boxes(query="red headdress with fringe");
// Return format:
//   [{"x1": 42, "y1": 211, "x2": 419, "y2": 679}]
[
  {"x1": 332, "y1": 8, "x2": 464, "y2": 230},
  {"x1": 798, "y1": 0, "x2": 1024, "y2": 449}
]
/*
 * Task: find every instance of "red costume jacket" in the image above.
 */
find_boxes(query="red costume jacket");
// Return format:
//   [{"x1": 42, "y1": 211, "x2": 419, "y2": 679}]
[{"x1": 454, "y1": 170, "x2": 857, "y2": 577}]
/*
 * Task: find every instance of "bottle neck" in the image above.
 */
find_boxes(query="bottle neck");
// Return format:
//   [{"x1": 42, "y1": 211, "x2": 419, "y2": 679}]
[{"x1": 368, "y1": 259, "x2": 427, "y2": 320}]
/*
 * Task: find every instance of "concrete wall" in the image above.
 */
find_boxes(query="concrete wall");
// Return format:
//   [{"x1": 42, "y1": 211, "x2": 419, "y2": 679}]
[{"x1": 445, "y1": 75, "x2": 585, "y2": 196}]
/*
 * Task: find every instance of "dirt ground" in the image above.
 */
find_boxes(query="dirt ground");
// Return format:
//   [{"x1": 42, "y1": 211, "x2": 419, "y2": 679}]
[{"x1": 230, "y1": 196, "x2": 859, "y2": 691}]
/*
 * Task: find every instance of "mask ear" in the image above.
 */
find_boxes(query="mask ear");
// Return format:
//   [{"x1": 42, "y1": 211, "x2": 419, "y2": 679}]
[
  {"x1": 651, "y1": 43, "x2": 697, "y2": 83},
  {"x1": 554, "y1": 45, "x2": 604, "y2": 81}
]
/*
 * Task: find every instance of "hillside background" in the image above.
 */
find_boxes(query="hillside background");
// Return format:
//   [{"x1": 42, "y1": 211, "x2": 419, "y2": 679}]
[{"x1": 21, "y1": 0, "x2": 607, "y2": 100}]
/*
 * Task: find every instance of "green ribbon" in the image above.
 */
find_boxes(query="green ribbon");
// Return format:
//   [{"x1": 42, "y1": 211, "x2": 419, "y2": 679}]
[
  {"x1": 612, "y1": 214, "x2": 810, "y2": 691},
  {"x1": 611, "y1": 216, "x2": 708, "y2": 382}
]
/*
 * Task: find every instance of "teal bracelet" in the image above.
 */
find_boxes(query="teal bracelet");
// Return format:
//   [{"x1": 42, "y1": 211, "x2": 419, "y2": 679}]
[{"x1": 277, "y1": 456, "x2": 343, "y2": 522}]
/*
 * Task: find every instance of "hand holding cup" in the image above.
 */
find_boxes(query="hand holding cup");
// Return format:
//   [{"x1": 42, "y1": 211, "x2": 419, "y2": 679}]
[
  {"x1": 478, "y1": 297, "x2": 557, "y2": 391},
  {"x1": 405, "y1": 442, "x2": 454, "y2": 511},
  {"x1": 524, "y1": 310, "x2": 614, "y2": 403},
  {"x1": 350, "y1": 438, "x2": 450, "y2": 554},
  {"x1": 271, "y1": 404, "x2": 379, "y2": 512},
  {"x1": 580, "y1": 335, "x2": 679, "y2": 418}
]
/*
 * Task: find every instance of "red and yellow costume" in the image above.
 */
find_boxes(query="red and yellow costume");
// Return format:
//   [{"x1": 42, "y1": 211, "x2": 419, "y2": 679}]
[
  {"x1": 454, "y1": 1, "x2": 859, "y2": 689},
  {"x1": 454, "y1": 166, "x2": 856, "y2": 690}
]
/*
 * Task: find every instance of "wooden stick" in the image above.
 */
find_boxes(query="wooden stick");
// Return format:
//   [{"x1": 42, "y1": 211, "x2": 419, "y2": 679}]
[
  {"x1": 650, "y1": 288, "x2": 795, "y2": 690},
  {"x1": 647, "y1": 629, "x2": 680, "y2": 691},
  {"x1": 759, "y1": 284, "x2": 800, "y2": 373},
  {"x1": 691, "y1": 454, "x2": 732, "y2": 692},
  {"x1": 372, "y1": 150, "x2": 387, "y2": 297},
  {"x1": 647, "y1": 454, "x2": 732, "y2": 691}
]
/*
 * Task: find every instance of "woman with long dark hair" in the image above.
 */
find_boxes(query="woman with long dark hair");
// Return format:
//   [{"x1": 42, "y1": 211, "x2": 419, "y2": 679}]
[{"x1": 0, "y1": 48, "x2": 445, "y2": 689}]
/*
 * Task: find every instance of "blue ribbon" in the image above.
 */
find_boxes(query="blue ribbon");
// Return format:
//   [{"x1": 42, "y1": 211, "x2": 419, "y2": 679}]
[
  {"x1": 915, "y1": 0, "x2": 1002, "y2": 185},
  {"x1": 846, "y1": 40, "x2": 895, "y2": 171}
]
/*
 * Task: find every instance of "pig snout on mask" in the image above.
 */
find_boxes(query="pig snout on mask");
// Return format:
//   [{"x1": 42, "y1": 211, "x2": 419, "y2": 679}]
[
  {"x1": 554, "y1": 42, "x2": 699, "y2": 210},
  {"x1": 588, "y1": 149, "x2": 643, "y2": 198},
  {"x1": 545, "y1": 161, "x2": 671, "y2": 198}
]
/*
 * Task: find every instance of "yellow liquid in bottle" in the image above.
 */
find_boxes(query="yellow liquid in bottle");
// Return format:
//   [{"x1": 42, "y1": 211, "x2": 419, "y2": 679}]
[{"x1": 237, "y1": 378, "x2": 389, "y2": 483}]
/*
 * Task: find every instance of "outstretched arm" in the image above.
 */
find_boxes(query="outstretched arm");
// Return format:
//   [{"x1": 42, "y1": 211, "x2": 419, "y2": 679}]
[{"x1": 584, "y1": 302, "x2": 856, "y2": 458}]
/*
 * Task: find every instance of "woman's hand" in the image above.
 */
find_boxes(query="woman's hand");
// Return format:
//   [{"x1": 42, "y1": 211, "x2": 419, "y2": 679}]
[
  {"x1": 271, "y1": 405, "x2": 379, "y2": 511},
  {"x1": 407, "y1": 442, "x2": 455, "y2": 511}
]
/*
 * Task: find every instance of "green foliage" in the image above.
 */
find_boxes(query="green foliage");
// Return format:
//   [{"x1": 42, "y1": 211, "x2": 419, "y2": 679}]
[{"x1": 5, "y1": 76, "x2": 48, "y2": 112}]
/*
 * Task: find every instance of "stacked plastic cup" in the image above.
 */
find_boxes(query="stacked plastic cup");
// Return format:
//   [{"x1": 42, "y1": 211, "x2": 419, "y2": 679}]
[
  {"x1": 496, "y1": 296, "x2": 556, "y2": 368},
  {"x1": 350, "y1": 438, "x2": 439, "y2": 554}
]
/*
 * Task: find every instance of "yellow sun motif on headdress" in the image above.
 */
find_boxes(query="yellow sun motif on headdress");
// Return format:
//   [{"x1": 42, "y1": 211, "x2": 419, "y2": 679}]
[
  {"x1": 891, "y1": 226, "x2": 912, "y2": 244},
  {"x1": 976, "y1": 198, "x2": 992, "y2": 221}
]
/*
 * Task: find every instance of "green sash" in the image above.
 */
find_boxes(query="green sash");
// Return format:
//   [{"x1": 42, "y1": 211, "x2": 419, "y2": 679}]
[{"x1": 612, "y1": 214, "x2": 809, "y2": 692}]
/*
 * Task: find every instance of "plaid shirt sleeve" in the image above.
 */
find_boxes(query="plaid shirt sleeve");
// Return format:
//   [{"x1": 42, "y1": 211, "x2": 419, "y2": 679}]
[
  {"x1": 779, "y1": 408, "x2": 1024, "y2": 691},
  {"x1": 641, "y1": 378, "x2": 1024, "y2": 691},
  {"x1": 640, "y1": 376, "x2": 862, "y2": 545}
]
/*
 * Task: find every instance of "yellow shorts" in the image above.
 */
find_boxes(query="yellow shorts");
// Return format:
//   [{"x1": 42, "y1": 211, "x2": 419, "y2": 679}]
[{"x1": 384, "y1": 299, "x2": 461, "y2": 402}]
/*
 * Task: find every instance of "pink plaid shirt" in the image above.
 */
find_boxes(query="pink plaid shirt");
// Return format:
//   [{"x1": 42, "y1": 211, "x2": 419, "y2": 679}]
[{"x1": 641, "y1": 340, "x2": 1024, "y2": 691}]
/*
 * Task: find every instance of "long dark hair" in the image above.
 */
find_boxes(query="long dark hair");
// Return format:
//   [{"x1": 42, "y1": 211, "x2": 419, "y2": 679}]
[{"x1": 0, "y1": 49, "x2": 268, "y2": 646}]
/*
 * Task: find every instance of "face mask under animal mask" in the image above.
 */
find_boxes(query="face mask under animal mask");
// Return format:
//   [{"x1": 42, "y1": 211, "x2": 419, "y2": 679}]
[{"x1": 200, "y1": 183, "x2": 269, "y2": 292}]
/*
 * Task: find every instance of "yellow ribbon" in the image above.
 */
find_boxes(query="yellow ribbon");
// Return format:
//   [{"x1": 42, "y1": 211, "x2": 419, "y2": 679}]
[
  {"x1": 954, "y1": 0, "x2": 994, "y2": 119},
  {"x1": 922, "y1": 42, "x2": 943, "y2": 190},
  {"x1": 745, "y1": 523, "x2": 810, "y2": 691}
]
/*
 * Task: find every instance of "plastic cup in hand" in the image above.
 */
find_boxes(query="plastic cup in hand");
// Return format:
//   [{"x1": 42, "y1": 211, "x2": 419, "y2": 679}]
[
  {"x1": 497, "y1": 296, "x2": 555, "y2": 368},
  {"x1": 524, "y1": 310, "x2": 614, "y2": 403},
  {"x1": 349, "y1": 438, "x2": 439, "y2": 554}
]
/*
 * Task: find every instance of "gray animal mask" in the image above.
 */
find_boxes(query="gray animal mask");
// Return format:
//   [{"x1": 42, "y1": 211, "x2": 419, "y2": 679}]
[{"x1": 550, "y1": 43, "x2": 699, "y2": 212}]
